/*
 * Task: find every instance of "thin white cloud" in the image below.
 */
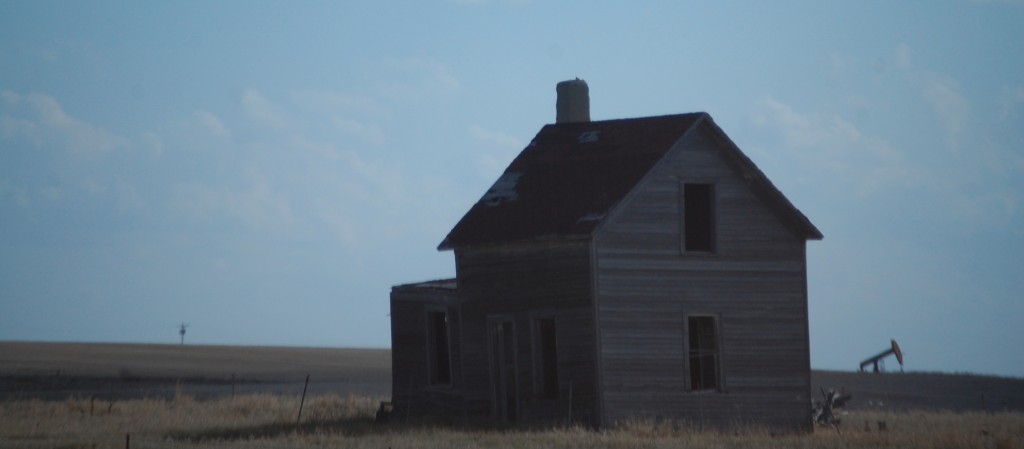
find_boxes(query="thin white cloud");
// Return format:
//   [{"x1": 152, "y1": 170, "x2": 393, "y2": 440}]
[
  {"x1": 138, "y1": 132, "x2": 165, "y2": 157},
  {"x1": 241, "y1": 89, "x2": 288, "y2": 129},
  {"x1": 750, "y1": 97, "x2": 920, "y2": 197},
  {"x1": 942, "y1": 137, "x2": 1024, "y2": 228},
  {"x1": 753, "y1": 91, "x2": 1022, "y2": 228},
  {"x1": 80, "y1": 177, "x2": 105, "y2": 196},
  {"x1": 315, "y1": 199, "x2": 361, "y2": 247},
  {"x1": 922, "y1": 75, "x2": 969, "y2": 152},
  {"x1": 193, "y1": 110, "x2": 231, "y2": 137},
  {"x1": 115, "y1": 181, "x2": 145, "y2": 212},
  {"x1": 895, "y1": 42, "x2": 912, "y2": 69},
  {"x1": 159, "y1": 110, "x2": 233, "y2": 155},
  {"x1": 887, "y1": 43, "x2": 969, "y2": 152},
  {"x1": 827, "y1": 53, "x2": 859, "y2": 85},
  {"x1": 170, "y1": 171, "x2": 295, "y2": 232},
  {"x1": 1013, "y1": 87, "x2": 1024, "y2": 102},
  {"x1": 39, "y1": 185, "x2": 63, "y2": 202},
  {"x1": 470, "y1": 125, "x2": 524, "y2": 178},
  {"x1": 373, "y1": 58, "x2": 461, "y2": 100},
  {"x1": 751, "y1": 97, "x2": 861, "y2": 149},
  {"x1": 279, "y1": 133, "x2": 403, "y2": 200},
  {"x1": 998, "y1": 86, "x2": 1024, "y2": 118},
  {"x1": 968, "y1": 0, "x2": 1024, "y2": 4},
  {"x1": 470, "y1": 125, "x2": 523, "y2": 149},
  {"x1": 247, "y1": 90, "x2": 404, "y2": 198},
  {"x1": 0, "y1": 178, "x2": 32, "y2": 207},
  {"x1": 290, "y1": 89, "x2": 390, "y2": 119},
  {"x1": 0, "y1": 90, "x2": 128, "y2": 155},
  {"x1": 231, "y1": 174, "x2": 295, "y2": 231},
  {"x1": 338, "y1": 148, "x2": 403, "y2": 199},
  {"x1": 289, "y1": 90, "x2": 390, "y2": 146},
  {"x1": 821, "y1": 44, "x2": 1022, "y2": 229},
  {"x1": 153, "y1": 88, "x2": 410, "y2": 252},
  {"x1": 0, "y1": 90, "x2": 153, "y2": 212},
  {"x1": 446, "y1": 0, "x2": 534, "y2": 5},
  {"x1": 332, "y1": 117, "x2": 386, "y2": 146},
  {"x1": 281, "y1": 135, "x2": 407, "y2": 247}
]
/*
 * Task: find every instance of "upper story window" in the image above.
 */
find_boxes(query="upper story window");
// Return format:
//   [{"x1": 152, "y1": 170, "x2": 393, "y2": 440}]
[{"x1": 682, "y1": 183, "x2": 715, "y2": 252}]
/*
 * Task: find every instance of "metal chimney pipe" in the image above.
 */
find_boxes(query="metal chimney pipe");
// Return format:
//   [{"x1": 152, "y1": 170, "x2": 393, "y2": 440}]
[{"x1": 556, "y1": 78, "x2": 590, "y2": 123}]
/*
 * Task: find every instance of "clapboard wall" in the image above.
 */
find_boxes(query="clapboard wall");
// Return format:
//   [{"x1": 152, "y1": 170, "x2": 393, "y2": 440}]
[
  {"x1": 454, "y1": 241, "x2": 600, "y2": 427},
  {"x1": 592, "y1": 122, "x2": 813, "y2": 431},
  {"x1": 390, "y1": 283, "x2": 465, "y2": 422}
]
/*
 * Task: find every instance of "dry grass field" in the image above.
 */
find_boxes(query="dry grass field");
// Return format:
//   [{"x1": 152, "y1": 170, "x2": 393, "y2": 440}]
[
  {"x1": 2, "y1": 394, "x2": 1021, "y2": 449},
  {"x1": 1, "y1": 342, "x2": 1022, "y2": 448},
  {"x1": 0, "y1": 342, "x2": 390, "y2": 400}
]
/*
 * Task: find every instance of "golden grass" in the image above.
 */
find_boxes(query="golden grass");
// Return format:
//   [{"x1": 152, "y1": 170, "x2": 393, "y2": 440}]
[{"x1": 1, "y1": 394, "x2": 1021, "y2": 449}]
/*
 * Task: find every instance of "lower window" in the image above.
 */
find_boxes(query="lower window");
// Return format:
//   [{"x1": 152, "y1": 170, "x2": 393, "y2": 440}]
[
  {"x1": 688, "y1": 315, "x2": 719, "y2": 391},
  {"x1": 536, "y1": 318, "x2": 558, "y2": 399},
  {"x1": 427, "y1": 310, "x2": 451, "y2": 385}
]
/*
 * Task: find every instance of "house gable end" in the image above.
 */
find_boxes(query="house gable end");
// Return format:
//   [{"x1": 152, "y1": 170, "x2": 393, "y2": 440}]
[
  {"x1": 590, "y1": 114, "x2": 708, "y2": 242},
  {"x1": 589, "y1": 115, "x2": 816, "y2": 430},
  {"x1": 592, "y1": 115, "x2": 821, "y2": 246}
]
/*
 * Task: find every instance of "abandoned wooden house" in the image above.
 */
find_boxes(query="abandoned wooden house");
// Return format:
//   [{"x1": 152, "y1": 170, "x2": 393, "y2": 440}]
[{"x1": 390, "y1": 79, "x2": 823, "y2": 431}]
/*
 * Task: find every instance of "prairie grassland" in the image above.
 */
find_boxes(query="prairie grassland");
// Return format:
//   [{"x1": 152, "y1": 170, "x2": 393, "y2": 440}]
[{"x1": 1, "y1": 394, "x2": 1021, "y2": 449}]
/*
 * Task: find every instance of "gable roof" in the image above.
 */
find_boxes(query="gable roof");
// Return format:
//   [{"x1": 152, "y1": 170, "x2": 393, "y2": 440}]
[
  {"x1": 698, "y1": 116, "x2": 823, "y2": 242},
  {"x1": 438, "y1": 113, "x2": 821, "y2": 250}
]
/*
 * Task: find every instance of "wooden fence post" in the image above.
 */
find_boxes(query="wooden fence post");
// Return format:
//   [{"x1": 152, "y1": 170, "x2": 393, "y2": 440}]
[
  {"x1": 567, "y1": 381, "x2": 573, "y2": 427},
  {"x1": 296, "y1": 374, "x2": 310, "y2": 424}
]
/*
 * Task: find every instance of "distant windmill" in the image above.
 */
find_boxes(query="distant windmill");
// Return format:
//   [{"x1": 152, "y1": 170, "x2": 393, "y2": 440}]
[{"x1": 177, "y1": 322, "x2": 189, "y2": 345}]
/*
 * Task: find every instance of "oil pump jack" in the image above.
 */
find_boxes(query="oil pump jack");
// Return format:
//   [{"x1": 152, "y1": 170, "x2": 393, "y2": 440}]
[{"x1": 859, "y1": 339, "x2": 903, "y2": 373}]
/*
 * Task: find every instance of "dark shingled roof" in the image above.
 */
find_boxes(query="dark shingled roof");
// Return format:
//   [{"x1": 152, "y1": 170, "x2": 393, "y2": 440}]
[
  {"x1": 392, "y1": 278, "x2": 457, "y2": 292},
  {"x1": 439, "y1": 113, "x2": 821, "y2": 250}
]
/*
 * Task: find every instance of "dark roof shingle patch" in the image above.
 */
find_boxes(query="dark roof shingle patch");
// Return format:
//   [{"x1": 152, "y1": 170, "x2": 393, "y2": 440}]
[{"x1": 439, "y1": 114, "x2": 704, "y2": 250}]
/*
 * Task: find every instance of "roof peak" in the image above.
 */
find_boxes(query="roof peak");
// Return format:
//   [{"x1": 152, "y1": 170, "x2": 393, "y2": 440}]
[{"x1": 545, "y1": 112, "x2": 708, "y2": 127}]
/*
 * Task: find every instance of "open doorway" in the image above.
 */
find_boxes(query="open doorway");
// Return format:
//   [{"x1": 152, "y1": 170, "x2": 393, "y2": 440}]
[{"x1": 488, "y1": 318, "x2": 518, "y2": 422}]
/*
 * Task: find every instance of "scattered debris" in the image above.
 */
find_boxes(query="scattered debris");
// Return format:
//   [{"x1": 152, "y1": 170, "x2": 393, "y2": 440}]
[
  {"x1": 577, "y1": 130, "x2": 600, "y2": 143},
  {"x1": 812, "y1": 388, "x2": 852, "y2": 433}
]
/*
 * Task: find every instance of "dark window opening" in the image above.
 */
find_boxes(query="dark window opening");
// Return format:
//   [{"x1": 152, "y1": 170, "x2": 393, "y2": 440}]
[
  {"x1": 537, "y1": 318, "x2": 559, "y2": 399},
  {"x1": 684, "y1": 183, "x2": 715, "y2": 252},
  {"x1": 688, "y1": 316, "x2": 719, "y2": 391},
  {"x1": 428, "y1": 311, "x2": 451, "y2": 385}
]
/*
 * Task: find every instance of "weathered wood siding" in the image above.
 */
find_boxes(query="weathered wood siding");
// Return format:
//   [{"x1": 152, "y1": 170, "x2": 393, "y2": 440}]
[
  {"x1": 593, "y1": 122, "x2": 813, "y2": 431},
  {"x1": 455, "y1": 241, "x2": 599, "y2": 427},
  {"x1": 390, "y1": 285, "x2": 464, "y2": 422}
]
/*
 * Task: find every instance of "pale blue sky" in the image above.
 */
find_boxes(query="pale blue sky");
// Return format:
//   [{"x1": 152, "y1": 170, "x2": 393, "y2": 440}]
[{"x1": 1, "y1": 1, "x2": 1021, "y2": 376}]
